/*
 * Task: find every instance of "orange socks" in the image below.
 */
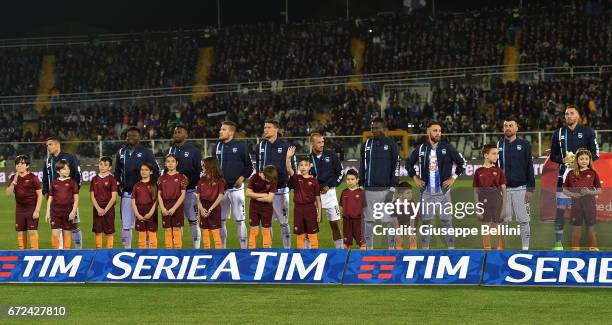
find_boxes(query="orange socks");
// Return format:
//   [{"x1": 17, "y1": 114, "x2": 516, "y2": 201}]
[
  {"x1": 211, "y1": 229, "x2": 221, "y2": 248},
  {"x1": 29, "y1": 233, "x2": 39, "y2": 250},
  {"x1": 148, "y1": 232, "x2": 157, "y2": 248},
  {"x1": 95, "y1": 233, "x2": 103, "y2": 249},
  {"x1": 105, "y1": 235, "x2": 113, "y2": 248},
  {"x1": 296, "y1": 234, "x2": 306, "y2": 249},
  {"x1": 17, "y1": 233, "x2": 26, "y2": 250},
  {"x1": 63, "y1": 232, "x2": 72, "y2": 249},
  {"x1": 202, "y1": 228, "x2": 211, "y2": 249},
  {"x1": 172, "y1": 228, "x2": 182, "y2": 248},
  {"x1": 165, "y1": 229, "x2": 173, "y2": 249},
  {"x1": 248, "y1": 227, "x2": 259, "y2": 249},
  {"x1": 482, "y1": 234, "x2": 492, "y2": 250},
  {"x1": 262, "y1": 228, "x2": 271, "y2": 248},
  {"x1": 497, "y1": 234, "x2": 505, "y2": 250},
  {"x1": 52, "y1": 234, "x2": 60, "y2": 249},
  {"x1": 309, "y1": 234, "x2": 319, "y2": 249},
  {"x1": 138, "y1": 231, "x2": 147, "y2": 249},
  {"x1": 409, "y1": 236, "x2": 417, "y2": 250}
]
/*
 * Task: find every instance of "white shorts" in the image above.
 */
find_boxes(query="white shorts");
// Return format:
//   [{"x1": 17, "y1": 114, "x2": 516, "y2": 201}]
[
  {"x1": 120, "y1": 193, "x2": 135, "y2": 230},
  {"x1": 320, "y1": 187, "x2": 340, "y2": 222},
  {"x1": 273, "y1": 188, "x2": 290, "y2": 224},
  {"x1": 221, "y1": 186, "x2": 246, "y2": 222}
]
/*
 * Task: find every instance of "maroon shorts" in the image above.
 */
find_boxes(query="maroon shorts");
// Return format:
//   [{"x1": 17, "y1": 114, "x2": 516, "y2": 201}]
[
  {"x1": 50, "y1": 215, "x2": 77, "y2": 231},
  {"x1": 162, "y1": 199, "x2": 185, "y2": 228},
  {"x1": 92, "y1": 206, "x2": 116, "y2": 234},
  {"x1": 293, "y1": 203, "x2": 319, "y2": 235},
  {"x1": 15, "y1": 204, "x2": 39, "y2": 231},
  {"x1": 249, "y1": 202, "x2": 273, "y2": 228},
  {"x1": 135, "y1": 204, "x2": 158, "y2": 232},
  {"x1": 570, "y1": 197, "x2": 597, "y2": 226},
  {"x1": 200, "y1": 200, "x2": 221, "y2": 229},
  {"x1": 478, "y1": 193, "x2": 503, "y2": 223},
  {"x1": 343, "y1": 217, "x2": 363, "y2": 247}
]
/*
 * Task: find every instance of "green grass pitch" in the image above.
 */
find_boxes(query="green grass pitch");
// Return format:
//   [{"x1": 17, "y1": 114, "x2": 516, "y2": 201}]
[{"x1": 1, "y1": 180, "x2": 611, "y2": 323}]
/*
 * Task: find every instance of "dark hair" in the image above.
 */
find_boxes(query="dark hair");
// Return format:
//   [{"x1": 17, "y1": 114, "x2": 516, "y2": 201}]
[
  {"x1": 345, "y1": 168, "x2": 359, "y2": 179},
  {"x1": 55, "y1": 159, "x2": 69, "y2": 172},
  {"x1": 203, "y1": 157, "x2": 224, "y2": 182},
  {"x1": 14, "y1": 154, "x2": 30, "y2": 166},
  {"x1": 174, "y1": 124, "x2": 189, "y2": 134},
  {"x1": 139, "y1": 162, "x2": 157, "y2": 201},
  {"x1": 397, "y1": 181, "x2": 412, "y2": 192},
  {"x1": 565, "y1": 105, "x2": 581, "y2": 115},
  {"x1": 296, "y1": 155, "x2": 310, "y2": 164},
  {"x1": 99, "y1": 156, "x2": 113, "y2": 166},
  {"x1": 427, "y1": 120, "x2": 443, "y2": 129},
  {"x1": 482, "y1": 143, "x2": 498, "y2": 156},
  {"x1": 222, "y1": 121, "x2": 237, "y2": 132},
  {"x1": 262, "y1": 165, "x2": 278, "y2": 182},
  {"x1": 264, "y1": 120, "x2": 280, "y2": 128},
  {"x1": 46, "y1": 136, "x2": 60, "y2": 143},
  {"x1": 126, "y1": 126, "x2": 141, "y2": 135},
  {"x1": 371, "y1": 117, "x2": 385, "y2": 125}
]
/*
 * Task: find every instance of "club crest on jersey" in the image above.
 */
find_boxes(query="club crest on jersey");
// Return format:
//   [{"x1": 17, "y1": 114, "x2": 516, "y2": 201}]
[
  {"x1": 493, "y1": 172, "x2": 498, "y2": 176},
  {"x1": 233, "y1": 147, "x2": 238, "y2": 153},
  {"x1": 516, "y1": 145, "x2": 522, "y2": 151},
  {"x1": 325, "y1": 157, "x2": 330, "y2": 163},
  {"x1": 587, "y1": 174, "x2": 591, "y2": 178},
  {"x1": 383, "y1": 145, "x2": 389, "y2": 151},
  {"x1": 174, "y1": 179, "x2": 178, "y2": 182},
  {"x1": 136, "y1": 152, "x2": 142, "y2": 158},
  {"x1": 184, "y1": 152, "x2": 189, "y2": 157},
  {"x1": 578, "y1": 133, "x2": 583, "y2": 139},
  {"x1": 277, "y1": 148, "x2": 283, "y2": 154},
  {"x1": 355, "y1": 194, "x2": 360, "y2": 198},
  {"x1": 441, "y1": 149, "x2": 447, "y2": 155}
]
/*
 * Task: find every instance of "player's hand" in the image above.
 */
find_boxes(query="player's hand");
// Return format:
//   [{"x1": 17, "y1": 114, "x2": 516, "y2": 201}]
[
  {"x1": 96, "y1": 207, "x2": 105, "y2": 215},
  {"x1": 33, "y1": 210, "x2": 39, "y2": 220},
  {"x1": 287, "y1": 146, "x2": 296, "y2": 157},
  {"x1": 317, "y1": 212, "x2": 322, "y2": 223},
  {"x1": 201, "y1": 208, "x2": 209, "y2": 218},
  {"x1": 321, "y1": 185, "x2": 329, "y2": 194},
  {"x1": 234, "y1": 178, "x2": 243, "y2": 189},
  {"x1": 168, "y1": 207, "x2": 176, "y2": 215},
  {"x1": 563, "y1": 154, "x2": 575, "y2": 165},
  {"x1": 135, "y1": 213, "x2": 144, "y2": 221},
  {"x1": 69, "y1": 211, "x2": 76, "y2": 221},
  {"x1": 442, "y1": 178, "x2": 455, "y2": 189},
  {"x1": 499, "y1": 210, "x2": 506, "y2": 221},
  {"x1": 525, "y1": 191, "x2": 533, "y2": 203},
  {"x1": 161, "y1": 207, "x2": 169, "y2": 216},
  {"x1": 144, "y1": 212, "x2": 152, "y2": 220},
  {"x1": 413, "y1": 177, "x2": 425, "y2": 189}
]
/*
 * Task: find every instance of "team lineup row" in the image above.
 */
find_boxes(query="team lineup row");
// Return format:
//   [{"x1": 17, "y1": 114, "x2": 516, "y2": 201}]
[{"x1": 5, "y1": 106, "x2": 602, "y2": 251}]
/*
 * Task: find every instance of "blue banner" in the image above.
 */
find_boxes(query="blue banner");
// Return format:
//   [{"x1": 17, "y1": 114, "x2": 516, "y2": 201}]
[
  {"x1": 0, "y1": 250, "x2": 95, "y2": 282},
  {"x1": 343, "y1": 250, "x2": 485, "y2": 285},
  {"x1": 87, "y1": 249, "x2": 347, "y2": 283},
  {"x1": 483, "y1": 251, "x2": 612, "y2": 286}
]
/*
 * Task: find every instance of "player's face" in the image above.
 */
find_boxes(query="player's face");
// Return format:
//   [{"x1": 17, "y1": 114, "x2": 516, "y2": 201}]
[
  {"x1": 565, "y1": 108, "x2": 579, "y2": 126},
  {"x1": 165, "y1": 157, "x2": 178, "y2": 171},
  {"x1": 346, "y1": 175, "x2": 358, "y2": 188},
  {"x1": 98, "y1": 161, "x2": 111, "y2": 174},
  {"x1": 173, "y1": 128, "x2": 187, "y2": 143},
  {"x1": 577, "y1": 154, "x2": 590, "y2": 169},
  {"x1": 311, "y1": 136, "x2": 324, "y2": 153},
  {"x1": 428, "y1": 125, "x2": 441, "y2": 143},
  {"x1": 503, "y1": 121, "x2": 518, "y2": 137},
  {"x1": 15, "y1": 162, "x2": 28, "y2": 174},
  {"x1": 58, "y1": 165, "x2": 71, "y2": 178},
  {"x1": 371, "y1": 122, "x2": 384, "y2": 138},
  {"x1": 126, "y1": 131, "x2": 140, "y2": 146},
  {"x1": 219, "y1": 125, "x2": 233, "y2": 141},
  {"x1": 140, "y1": 166, "x2": 152, "y2": 179},
  {"x1": 298, "y1": 160, "x2": 310, "y2": 174},
  {"x1": 485, "y1": 148, "x2": 499, "y2": 163},
  {"x1": 46, "y1": 140, "x2": 60, "y2": 155},
  {"x1": 398, "y1": 190, "x2": 413, "y2": 201},
  {"x1": 263, "y1": 123, "x2": 278, "y2": 139}
]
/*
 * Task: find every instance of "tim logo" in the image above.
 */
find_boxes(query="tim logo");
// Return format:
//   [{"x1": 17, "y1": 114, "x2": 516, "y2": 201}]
[
  {"x1": 358, "y1": 256, "x2": 396, "y2": 280},
  {"x1": 0, "y1": 255, "x2": 18, "y2": 277}
]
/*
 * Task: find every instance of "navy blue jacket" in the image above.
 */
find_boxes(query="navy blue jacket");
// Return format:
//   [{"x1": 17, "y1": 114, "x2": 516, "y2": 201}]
[
  {"x1": 309, "y1": 149, "x2": 343, "y2": 189},
  {"x1": 115, "y1": 144, "x2": 160, "y2": 195},
  {"x1": 359, "y1": 136, "x2": 400, "y2": 188},
  {"x1": 42, "y1": 151, "x2": 82, "y2": 195},
  {"x1": 212, "y1": 139, "x2": 254, "y2": 190},
  {"x1": 550, "y1": 125, "x2": 599, "y2": 164},
  {"x1": 255, "y1": 138, "x2": 295, "y2": 189},
  {"x1": 168, "y1": 142, "x2": 202, "y2": 190},
  {"x1": 496, "y1": 137, "x2": 535, "y2": 191},
  {"x1": 405, "y1": 140, "x2": 466, "y2": 192}
]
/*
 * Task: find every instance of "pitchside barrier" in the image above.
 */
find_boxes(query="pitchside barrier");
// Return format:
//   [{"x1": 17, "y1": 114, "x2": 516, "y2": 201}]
[{"x1": 0, "y1": 249, "x2": 611, "y2": 287}]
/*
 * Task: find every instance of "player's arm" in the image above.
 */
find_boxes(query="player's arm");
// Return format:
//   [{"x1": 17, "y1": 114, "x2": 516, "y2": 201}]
[
  {"x1": 406, "y1": 148, "x2": 424, "y2": 188},
  {"x1": 330, "y1": 153, "x2": 344, "y2": 188},
  {"x1": 550, "y1": 130, "x2": 563, "y2": 164},
  {"x1": 131, "y1": 197, "x2": 143, "y2": 220},
  {"x1": 34, "y1": 189, "x2": 42, "y2": 219},
  {"x1": 145, "y1": 199, "x2": 157, "y2": 220},
  {"x1": 286, "y1": 146, "x2": 296, "y2": 177},
  {"x1": 115, "y1": 151, "x2": 123, "y2": 192},
  {"x1": 499, "y1": 184, "x2": 507, "y2": 219},
  {"x1": 42, "y1": 163, "x2": 49, "y2": 195},
  {"x1": 157, "y1": 189, "x2": 168, "y2": 215},
  {"x1": 45, "y1": 195, "x2": 53, "y2": 223},
  {"x1": 91, "y1": 192, "x2": 103, "y2": 214},
  {"x1": 239, "y1": 144, "x2": 254, "y2": 188},
  {"x1": 69, "y1": 193, "x2": 79, "y2": 220},
  {"x1": 390, "y1": 141, "x2": 400, "y2": 186},
  {"x1": 588, "y1": 129, "x2": 600, "y2": 162},
  {"x1": 525, "y1": 142, "x2": 536, "y2": 193},
  {"x1": 245, "y1": 187, "x2": 265, "y2": 199},
  {"x1": 207, "y1": 193, "x2": 224, "y2": 216},
  {"x1": 257, "y1": 192, "x2": 274, "y2": 203},
  {"x1": 104, "y1": 191, "x2": 118, "y2": 213},
  {"x1": 316, "y1": 195, "x2": 322, "y2": 223},
  {"x1": 5, "y1": 176, "x2": 16, "y2": 197},
  {"x1": 70, "y1": 156, "x2": 82, "y2": 189},
  {"x1": 196, "y1": 189, "x2": 207, "y2": 217},
  {"x1": 169, "y1": 189, "x2": 187, "y2": 214},
  {"x1": 359, "y1": 142, "x2": 366, "y2": 186}
]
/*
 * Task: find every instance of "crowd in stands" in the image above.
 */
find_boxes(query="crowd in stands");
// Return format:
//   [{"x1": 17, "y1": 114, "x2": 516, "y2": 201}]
[{"x1": 0, "y1": 48, "x2": 42, "y2": 96}]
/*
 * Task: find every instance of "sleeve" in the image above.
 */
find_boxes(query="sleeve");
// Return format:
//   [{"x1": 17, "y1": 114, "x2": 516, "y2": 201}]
[
  {"x1": 180, "y1": 175, "x2": 188, "y2": 190},
  {"x1": 33, "y1": 176, "x2": 42, "y2": 190},
  {"x1": 563, "y1": 173, "x2": 572, "y2": 188},
  {"x1": 69, "y1": 155, "x2": 82, "y2": 189},
  {"x1": 290, "y1": 173, "x2": 298, "y2": 187},
  {"x1": 500, "y1": 170, "x2": 507, "y2": 185},
  {"x1": 588, "y1": 129, "x2": 600, "y2": 162},
  {"x1": 89, "y1": 177, "x2": 95, "y2": 192},
  {"x1": 405, "y1": 146, "x2": 419, "y2": 178},
  {"x1": 255, "y1": 142, "x2": 261, "y2": 173},
  {"x1": 247, "y1": 175, "x2": 255, "y2": 190},
  {"x1": 241, "y1": 144, "x2": 254, "y2": 180},
  {"x1": 450, "y1": 145, "x2": 466, "y2": 177},
  {"x1": 269, "y1": 181, "x2": 277, "y2": 194},
  {"x1": 131, "y1": 184, "x2": 139, "y2": 201},
  {"x1": 593, "y1": 171, "x2": 601, "y2": 188},
  {"x1": 42, "y1": 159, "x2": 49, "y2": 195},
  {"x1": 472, "y1": 170, "x2": 480, "y2": 188},
  {"x1": 359, "y1": 142, "x2": 366, "y2": 186},
  {"x1": 525, "y1": 142, "x2": 536, "y2": 192},
  {"x1": 111, "y1": 176, "x2": 119, "y2": 192},
  {"x1": 330, "y1": 153, "x2": 344, "y2": 188},
  {"x1": 550, "y1": 129, "x2": 563, "y2": 164},
  {"x1": 72, "y1": 180, "x2": 79, "y2": 194},
  {"x1": 8, "y1": 174, "x2": 15, "y2": 184},
  {"x1": 391, "y1": 141, "x2": 400, "y2": 186},
  {"x1": 314, "y1": 179, "x2": 320, "y2": 195},
  {"x1": 218, "y1": 180, "x2": 225, "y2": 194},
  {"x1": 114, "y1": 150, "x2": 123, "y2": 187}
]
